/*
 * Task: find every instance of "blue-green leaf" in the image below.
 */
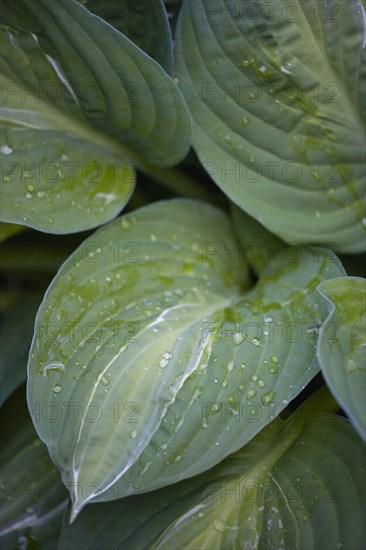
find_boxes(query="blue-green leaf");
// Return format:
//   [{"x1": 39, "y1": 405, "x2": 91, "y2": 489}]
[
  {"x1": 80, "y1": 0, "x2": 173, "y2": 73},
  {"x1": 231, "y1": 203, "x2": 285, "y2": 275},
  {"x1": 58, "y1": 390, "x2": 366, "y2": 549},
  {"x1": 0, "y1": 401, "x2": 68, "y2": 549},
  {"x1": 27, "y1": 199, "x2": 345, "y2": 518},
  {"x1": 317, "y1": 277, "x2": 366, "y2": 440},
  {"x1": 0, "y1": 0, "x2": 191, "y2": 233},
  {"x1": 175, "y1": 0, "x2": 366, "y2": 252},
  {"x1": 0, "y1": 294, "x2": 42, "y2": 406}
]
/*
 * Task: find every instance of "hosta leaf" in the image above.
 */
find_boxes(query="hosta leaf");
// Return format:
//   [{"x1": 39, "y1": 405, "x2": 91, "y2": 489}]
[
  {"x1": 0, "y1": 294, "x2": 42, "y2": 406},
  {"x1": 27, "y1": 199, "x2": 345, "y2": 518},
  {"x1": 175, "y1": 0, "x2": 366, "y2": 252},
  {"x1": 317, "y1": 277, "x2": 366, "y2": 440},
  {"x1": 58, "y1": 390, "x2": 366, "y2": 550},
  {"x1": 0, "y1": 400, "x2": 68, "y2": 549},
  {"x1": 79, "y1": 0, "x2": 173, "y2": 73},
  {"x1": 0, "y1": 127, "x2": 136, "y2": 234},
  {"x1": 0, "y1": 0, "x2": 190, "y2": 233},
  {"x1": 231, "y1": 203, "x2": 285, "y2": 275}
]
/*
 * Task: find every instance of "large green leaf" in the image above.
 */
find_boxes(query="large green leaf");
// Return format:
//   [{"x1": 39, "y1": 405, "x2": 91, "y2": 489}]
[
  {"x1": 79, "y1": 0, "x2": 173, "y2": 73},
  {"x1": 175, "y1": 0, "x2": 366, "y2": 253},
  {"x1": 58, "y1": 389, "x2": 365, "y2": 549},
  {"x1": 27, "y1": 199, "x2": 345, "y2": 519},
  {"x1": 317, "y1": 277, "x2": 366, "y2": 440},
  {"x1": 0, "y1": 399, "x2": 68, "y2": 549},
  {"x1": 0, "y1": 294, "x2": 42, "y2": 406},
  {"x1": 0, "y1": 0, "x2": 191, "y2": 233}
]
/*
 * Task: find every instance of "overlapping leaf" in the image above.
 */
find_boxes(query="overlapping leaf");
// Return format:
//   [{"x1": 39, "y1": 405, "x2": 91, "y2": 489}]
[
  {"x1": 0, "y1": 294, "x2": 42, "y2": 406},
  {"x1": 317, "y1": 277, "x2": 366, "y2": 440},
  {"x1": 0, "y1": 402, "x2": 68, "y2": 549},
  {"x1": 79, "y1": 0, "x2": 173, "y2": 73},
  {"x1": 0, "y1": 0, "x2": 191, "y2": 233},
  {"x1": 27, "y1": 199, "x2": 345, "y2": 518},
  {"x1": 231, "y1": 203, "x2": 285, "y2": 275},
  {"x1": 58, "y1": 390, "x2": 365, "y2": 549},
  {"x1": 175, "y1": 0, "x2": 366, "y2": 252}
]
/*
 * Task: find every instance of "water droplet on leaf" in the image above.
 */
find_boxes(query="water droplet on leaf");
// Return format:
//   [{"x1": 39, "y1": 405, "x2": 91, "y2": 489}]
[
  {"x1": 214, "y1": 519, "x2": 226, "y2": 533},
  {"x1": 1, "y1": 144, "x2": 13, "y2": 155},
  {"x1": 42, "y1": 362, "x2": 65, "y2": 377},
  {"x1": 121, "y1": 218, "x2": 130, "y2": 230},
  {"x1": 246, "y1": 389, "x2": 257, "y2": 400},
  {"x1": 262, "y1": 391, "x2": 276, "y2": 405},
  {"x1": 100, "y1": 374, "x2": 110, "y2": 386}
]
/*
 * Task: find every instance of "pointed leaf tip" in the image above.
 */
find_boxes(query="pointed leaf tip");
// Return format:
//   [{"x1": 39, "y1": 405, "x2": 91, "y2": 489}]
[{"x1": 27, "y1": 200, "x2": 345, "y2": 509}]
